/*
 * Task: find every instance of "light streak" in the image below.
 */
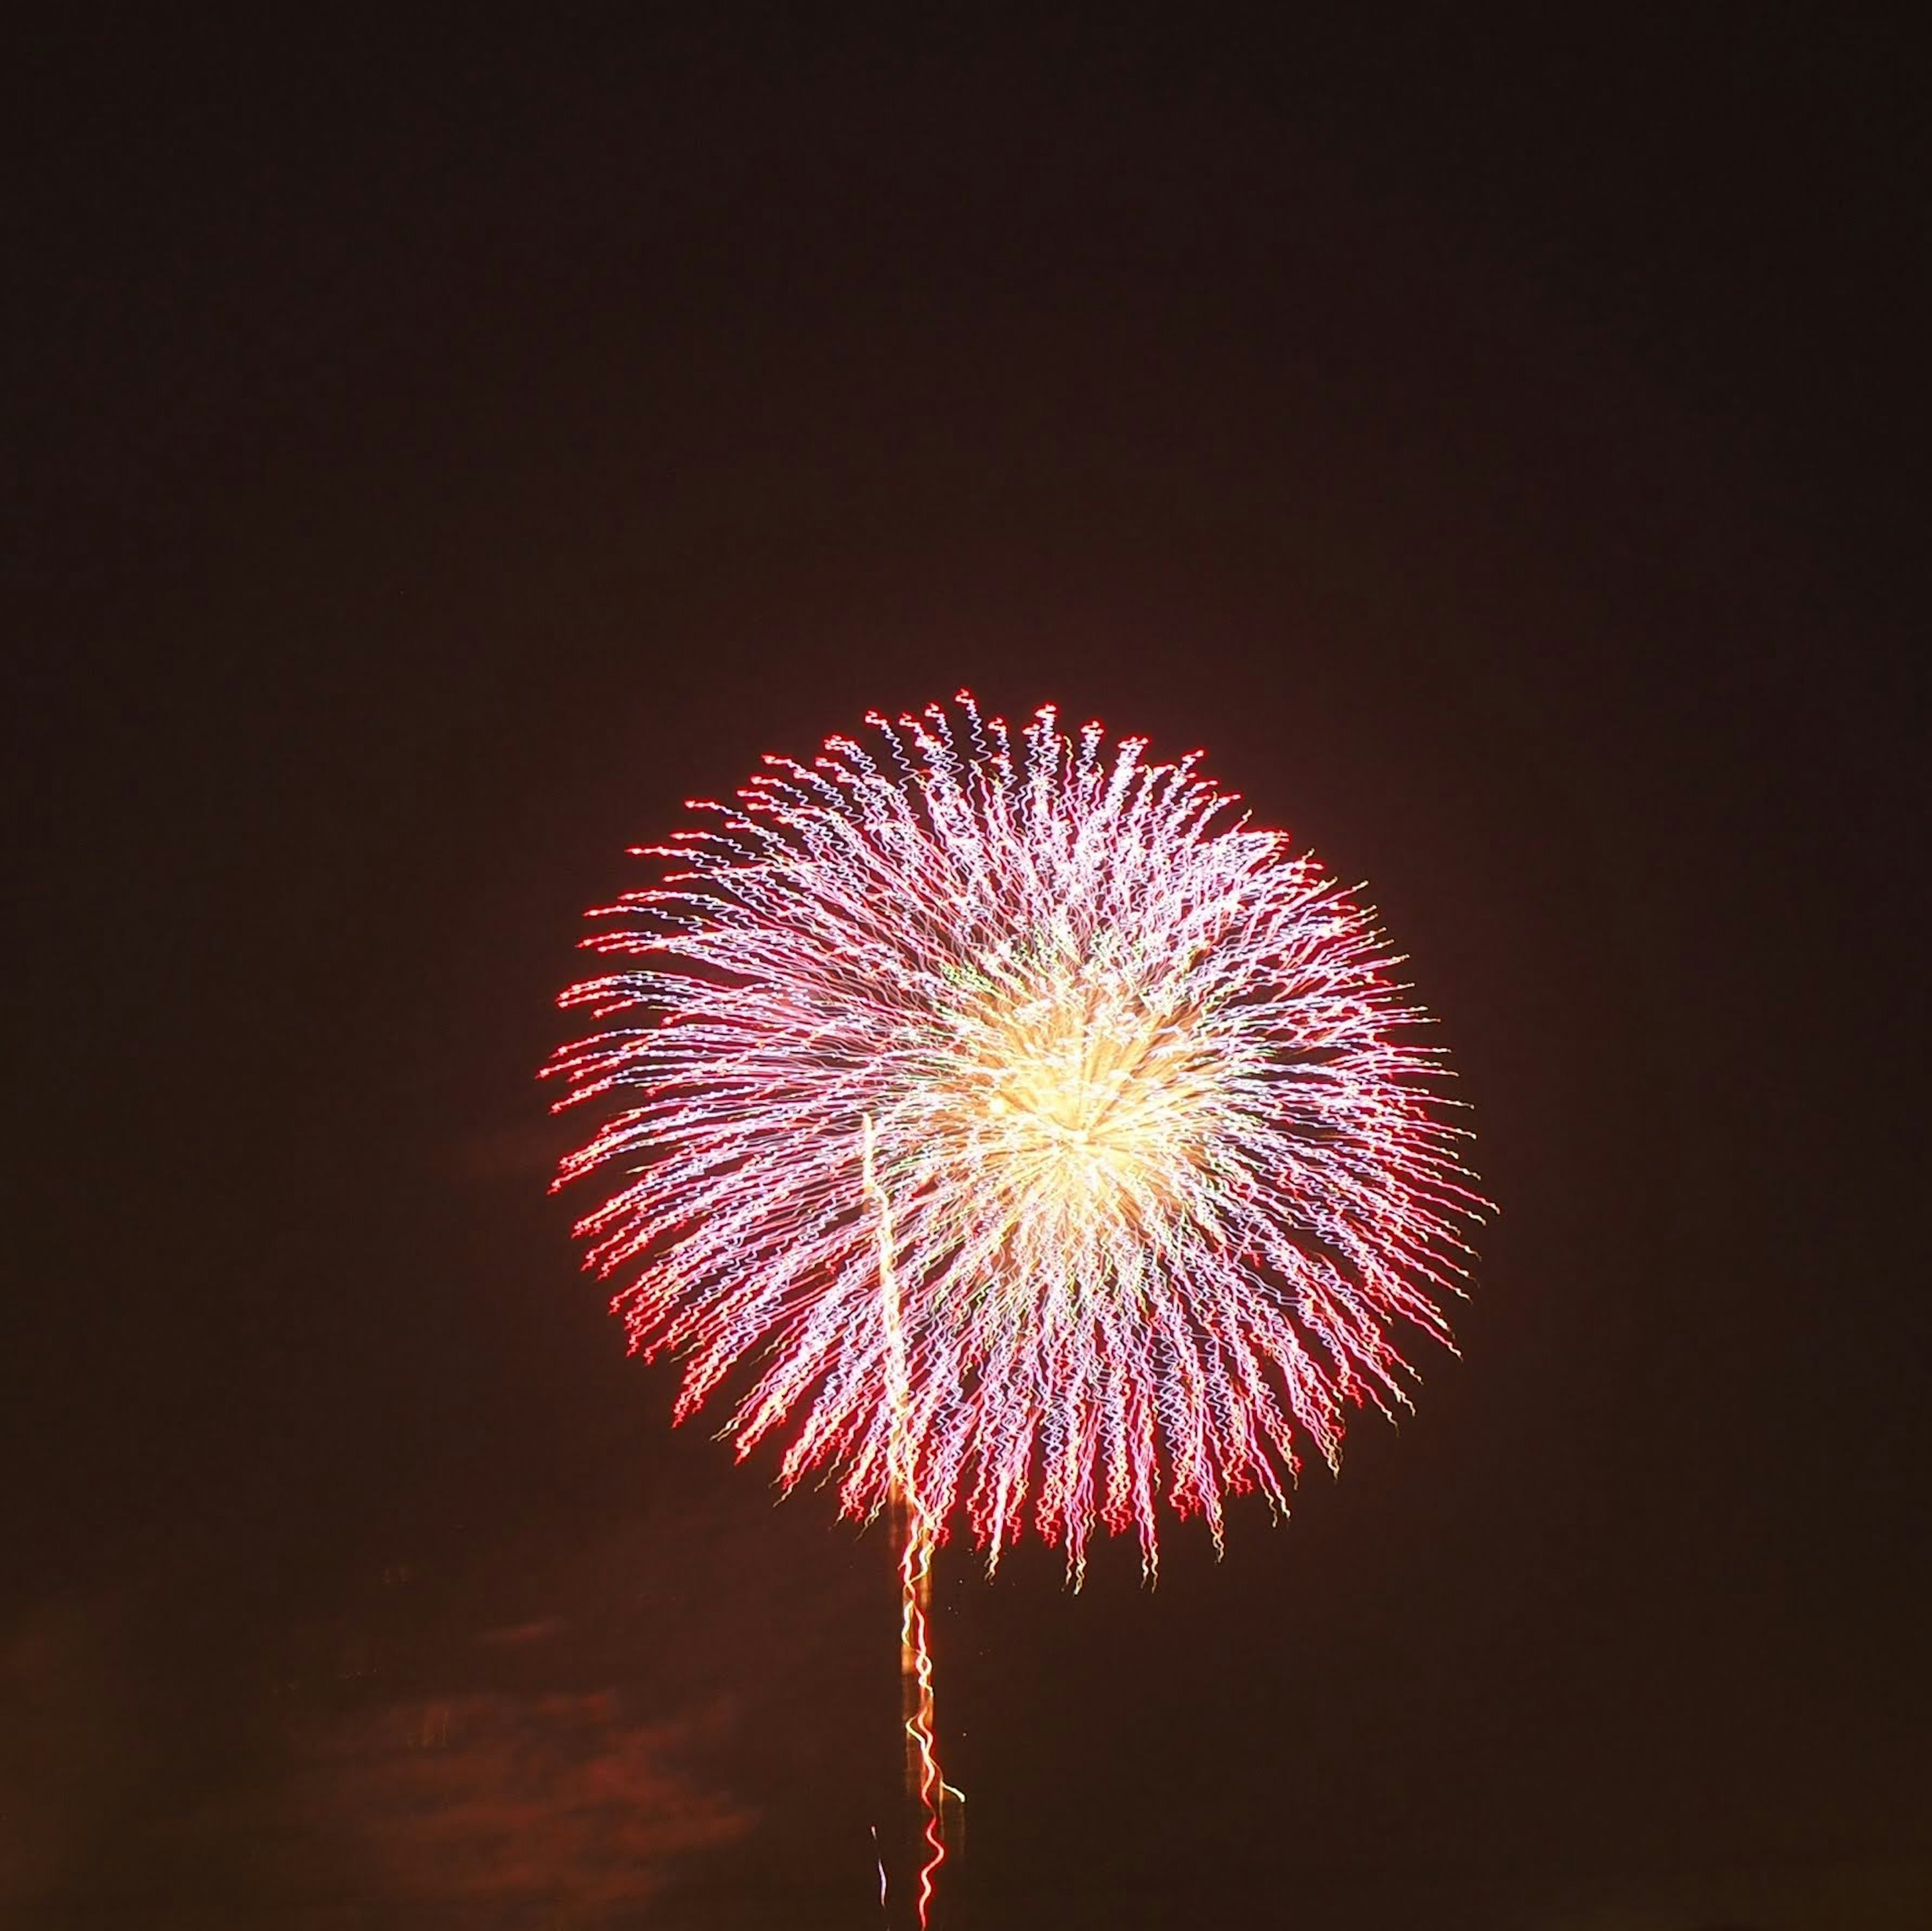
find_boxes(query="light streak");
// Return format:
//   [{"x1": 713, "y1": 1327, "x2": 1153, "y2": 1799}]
[
  {"x1": 549, "y1": 694, "x2": 1488, "y2": 1923},
  {"x1": 866, "y1": 1112, "x2": 948, "y2": 1926}
]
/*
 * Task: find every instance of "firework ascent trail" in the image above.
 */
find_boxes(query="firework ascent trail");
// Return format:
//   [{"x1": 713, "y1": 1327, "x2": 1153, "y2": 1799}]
[
  {"x1": 865, "y1": 1112, "x2": 949, "y2": 1921},
  {"x1": 549, "y1": 694, "x2": 1488, "y2": 1925}
]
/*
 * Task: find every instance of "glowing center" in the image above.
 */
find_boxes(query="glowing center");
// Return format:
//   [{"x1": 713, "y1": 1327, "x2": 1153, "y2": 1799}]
[{"x1": 943, "y1": 966, "x2": 1213, "y2": 1211}]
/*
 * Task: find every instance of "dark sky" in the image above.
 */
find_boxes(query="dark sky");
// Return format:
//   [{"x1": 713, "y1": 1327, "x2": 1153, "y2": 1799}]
[{"x1": 7, "y1": 13, "x2": 1927, "y2": 1929}]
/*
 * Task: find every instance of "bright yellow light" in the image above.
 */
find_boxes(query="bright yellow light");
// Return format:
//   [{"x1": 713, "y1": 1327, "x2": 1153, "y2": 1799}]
[{"x1": 938, "y1": 961, "x2": 1216, "y2": 1228}]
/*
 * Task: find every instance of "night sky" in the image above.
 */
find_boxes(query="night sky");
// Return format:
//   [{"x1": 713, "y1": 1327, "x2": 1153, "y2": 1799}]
[{"x1": 8, "y1": 15, "x2": 1927, "y2": 1929}]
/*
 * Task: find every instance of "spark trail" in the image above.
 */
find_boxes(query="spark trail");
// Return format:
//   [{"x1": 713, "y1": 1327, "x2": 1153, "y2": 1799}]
[{"x1": 867, "y1": 1112, "x2": 949, "y2": 1925}]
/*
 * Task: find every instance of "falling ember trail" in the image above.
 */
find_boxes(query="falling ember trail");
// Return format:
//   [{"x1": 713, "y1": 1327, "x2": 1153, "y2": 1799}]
[{"x1": 866, "y1": 1115, "x2": 952, "y2": 1929}]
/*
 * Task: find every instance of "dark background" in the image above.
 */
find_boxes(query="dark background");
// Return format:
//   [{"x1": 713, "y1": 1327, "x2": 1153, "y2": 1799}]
[{"x1": 7, "y1": 12, "x2": 1926, "y2": 1928}]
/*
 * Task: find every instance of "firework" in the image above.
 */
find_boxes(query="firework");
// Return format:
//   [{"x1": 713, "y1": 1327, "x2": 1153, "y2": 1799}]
[{"x1": 548, "y1": 694, "x2": 1486, "y2": 1921}]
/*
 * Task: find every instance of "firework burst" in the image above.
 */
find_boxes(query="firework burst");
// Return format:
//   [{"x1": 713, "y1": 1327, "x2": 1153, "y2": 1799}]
[{"x1": 549, "y1": 695, "x2": 1486, "y2": 1580}]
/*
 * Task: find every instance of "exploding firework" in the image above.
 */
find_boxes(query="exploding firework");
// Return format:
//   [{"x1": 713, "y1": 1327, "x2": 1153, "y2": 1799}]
[{"x1": 548, "y1": 694, "x2": 1486, "y2": 1921}]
